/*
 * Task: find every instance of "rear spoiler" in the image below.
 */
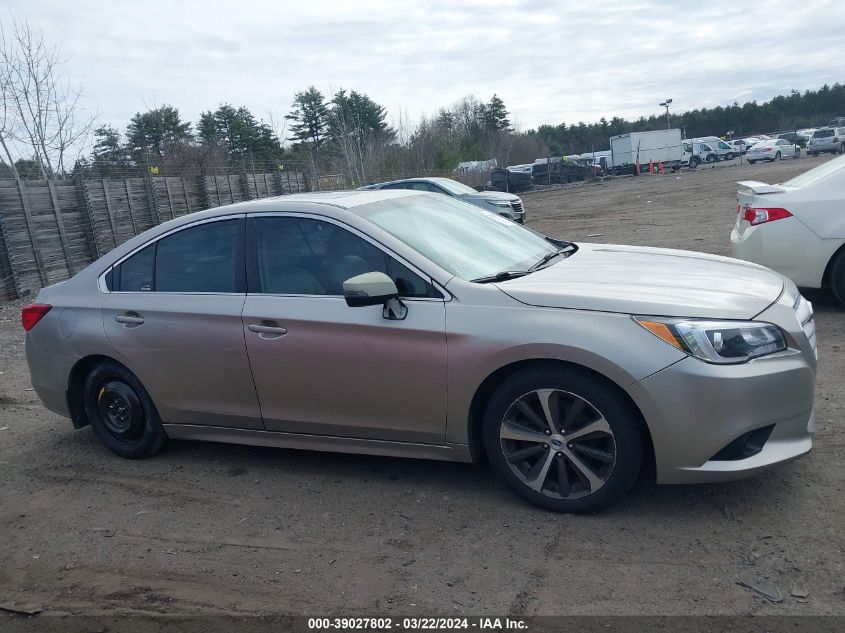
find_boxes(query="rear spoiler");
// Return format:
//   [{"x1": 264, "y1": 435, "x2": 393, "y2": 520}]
[{"x1": 737, "y1": 180, "x2": 786, "y2": 194}]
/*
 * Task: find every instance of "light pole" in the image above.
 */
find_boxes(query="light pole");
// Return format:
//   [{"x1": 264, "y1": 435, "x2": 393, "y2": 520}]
[{"x1": 659, "y1": 99, "x2": 673, "y2": 129}]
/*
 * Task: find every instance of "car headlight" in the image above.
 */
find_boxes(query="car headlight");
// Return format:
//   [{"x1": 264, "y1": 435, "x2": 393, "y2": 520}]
[
  {"x1": 488, "y1": 200, "x2": 513, "y2": 207},
  {"x1": 633, "y1": 317, "x2": 787, "y2": 364}
]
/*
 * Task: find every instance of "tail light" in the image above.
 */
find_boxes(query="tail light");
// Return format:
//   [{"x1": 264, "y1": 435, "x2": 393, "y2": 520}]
[
  {"x1": 21, "y1": 303, "x2": 52, "y2": 331},
  {"x1": 743, "y1": 207, "x2": 792, "y2": 226},
  {"x1": 760, "y1": 147, "x2": 773, "y2": 152}
]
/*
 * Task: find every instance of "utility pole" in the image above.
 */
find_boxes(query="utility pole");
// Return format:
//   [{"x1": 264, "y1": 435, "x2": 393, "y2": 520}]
[{"x1": 659, "y1": 99, "x2": 673, "y2": 129}]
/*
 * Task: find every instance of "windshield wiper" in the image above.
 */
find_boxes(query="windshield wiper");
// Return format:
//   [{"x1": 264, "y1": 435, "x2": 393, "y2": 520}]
[
  {"x1": 471, "y1": 270, "x2": 531, "y2": 284},
  {"x1": 530, "y1": 243, "x2": 578, "y2": 271}
]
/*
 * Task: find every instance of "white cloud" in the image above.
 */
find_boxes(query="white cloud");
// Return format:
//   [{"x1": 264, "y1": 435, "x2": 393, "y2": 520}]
[{"x1": 9, "y1": 0, "x2": 845, "y2": 134}]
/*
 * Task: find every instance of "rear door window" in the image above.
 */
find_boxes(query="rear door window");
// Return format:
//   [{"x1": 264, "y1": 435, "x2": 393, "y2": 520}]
[{"x1": 155, "y1": 220, "x2": 241, "y2": 293}]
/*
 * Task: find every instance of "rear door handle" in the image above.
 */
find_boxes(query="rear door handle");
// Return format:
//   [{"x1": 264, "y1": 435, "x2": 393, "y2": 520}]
[
  {"x1": 248, "y1": 323, "x2": 287, "y2": 337},
  {"x1": 115, "y1": 314, "x2": 144, "y2": 325}
]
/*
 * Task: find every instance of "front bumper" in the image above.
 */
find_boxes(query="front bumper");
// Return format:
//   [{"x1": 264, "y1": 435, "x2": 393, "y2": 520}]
[{"x1": 625, "y1": 291, "x2": 817, "y2": 484}]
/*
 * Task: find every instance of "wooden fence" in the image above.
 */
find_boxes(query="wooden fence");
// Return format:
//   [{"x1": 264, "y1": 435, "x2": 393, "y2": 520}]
[{"x1": 0, "y1": 169, "x2": 345, "y2": 301}]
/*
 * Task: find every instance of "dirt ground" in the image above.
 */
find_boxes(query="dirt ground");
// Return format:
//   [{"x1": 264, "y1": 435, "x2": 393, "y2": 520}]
[{"x1": 0, "y1": 156, "x2": 843, "y2": 619}]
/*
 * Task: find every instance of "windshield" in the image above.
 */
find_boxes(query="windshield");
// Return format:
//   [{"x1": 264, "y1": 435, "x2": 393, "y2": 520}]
[
  {"x1": 782, "y1": 154, "x2": 845, "y2": 188},
  {"x1": 434, "y1": 179, "x2": 478, "y2": 195},
  {"x1": 356, "y1": 194, "x2": 557, "y2": 281}
]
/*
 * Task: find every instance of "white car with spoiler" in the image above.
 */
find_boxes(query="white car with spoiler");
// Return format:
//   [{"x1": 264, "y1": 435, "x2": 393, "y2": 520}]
[{"x1": 731, "y1": 155, "x2": 845, "y2": 303}]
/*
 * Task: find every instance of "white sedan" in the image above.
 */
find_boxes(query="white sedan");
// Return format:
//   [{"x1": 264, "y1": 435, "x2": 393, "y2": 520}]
[
  {"x1": 731, "y1": 154, "x2": 845, "y2": 303},
  {"x1": 746, "y1": 138, "x2": 801, "y2": 163}
]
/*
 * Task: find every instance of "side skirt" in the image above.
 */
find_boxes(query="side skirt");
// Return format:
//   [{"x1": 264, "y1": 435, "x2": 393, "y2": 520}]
[{"x1": 162, "y1": 424, "x2": 474, "y2": 463}]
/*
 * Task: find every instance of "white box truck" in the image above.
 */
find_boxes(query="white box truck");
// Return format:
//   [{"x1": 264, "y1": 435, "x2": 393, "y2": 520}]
[{"x1": 609, "y1": 129, "x2": 683, "y2": 174}]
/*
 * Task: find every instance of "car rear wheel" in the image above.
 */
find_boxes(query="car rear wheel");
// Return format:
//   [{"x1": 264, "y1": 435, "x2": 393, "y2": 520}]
[
  {"x1": 483, "y1": 367, "x2": 643, "y2": 513},
  {"x1": 83, "y1": 360, "x2": 166, "y2": 458},
  {"x1": 725, "y1": 152, "x2": 735, "y2": 160},
  {"x1": 831, "y1": 250, "x2": 845, "y2": 306},
  {"x1": 748, "y1": 160, "x2": 756, "y2": 164}
]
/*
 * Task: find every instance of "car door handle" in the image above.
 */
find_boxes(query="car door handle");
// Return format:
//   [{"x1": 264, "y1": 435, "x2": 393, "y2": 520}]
[
  {"x1": 115, "y1": 314, "x2": 144, "y2": 325},
  {"x1": 248, "y1": 323, "x2": 287, "y2": 336}
]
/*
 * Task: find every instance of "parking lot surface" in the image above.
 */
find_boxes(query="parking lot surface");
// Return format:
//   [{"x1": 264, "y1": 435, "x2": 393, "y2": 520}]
[{"x1": 1, "y1": 157, "x2": 843, "y2": 617}]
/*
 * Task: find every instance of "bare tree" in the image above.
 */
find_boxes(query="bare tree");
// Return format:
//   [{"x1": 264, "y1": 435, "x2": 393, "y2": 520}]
[{"x1": 0, "y1": 13, "x2": 95, "y2": 180}]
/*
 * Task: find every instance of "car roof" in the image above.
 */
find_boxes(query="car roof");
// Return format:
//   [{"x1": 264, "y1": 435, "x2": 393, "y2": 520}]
[{"x1": 142, "y1": 189, "x2": 423, "y2": 227}]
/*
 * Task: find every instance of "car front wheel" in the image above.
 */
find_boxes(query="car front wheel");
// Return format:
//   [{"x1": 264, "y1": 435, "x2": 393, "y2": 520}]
[
  {"x1": 83, "y1": 360, "x2": 167, "y2": 458},
  {"x1": 831, "y1": 250, "x2": 845, "y2": 305},
  {"x1": 483, "y1": 367, "x2": 644, "y2": 513}
]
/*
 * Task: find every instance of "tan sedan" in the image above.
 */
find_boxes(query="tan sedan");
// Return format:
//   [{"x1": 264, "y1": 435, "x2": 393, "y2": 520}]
[{"x1": 24, "y1": 190, "x2": 817, "y2": 512}]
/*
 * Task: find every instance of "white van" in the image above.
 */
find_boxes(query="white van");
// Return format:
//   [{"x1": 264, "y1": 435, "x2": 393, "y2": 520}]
[
  {"x1": 691, "y1": 137, "x2": 737, "y2": 160},
  {"x1": 685, "y1": 141, "x2": 718, "y2": 164}
]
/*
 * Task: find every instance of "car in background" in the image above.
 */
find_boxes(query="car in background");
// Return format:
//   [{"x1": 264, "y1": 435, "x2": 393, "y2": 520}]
[
  {"x1": 728, "y1": 139, "x2": 754, "y2": 154},
  {"x1": 807, "y1": 127, "x2": 845, "y2": 155},
  {"x1": 360, "y1": 177, "x2": 525, "y2": 223},
  {"x1": 797, "y1": 129, "x2": 817, "y2": 142},
  {"x1": 746, "y1": 139, "x2": 801, "y2": 163},
  {"x1": 692, "y1": 137, "x2": 736, "y2": 160},
  {"x1": 731, "y1": 154, "x2": 845, "y2": 304},
  {"x1": 777, "y1": 131, "x2": 808, "y2": 148},
  {"x1": 828, "y1": 116, "x2": 845, "y2": 127},
  {"x1": 24, "y1": 189, "x2": 818, "y2": 513},
  {"x1": 506, "y1": 164, "x2": 533, "y2": 174},
  {"x1": 692, "y1": 141, "x2": 719, "y2": 163}
]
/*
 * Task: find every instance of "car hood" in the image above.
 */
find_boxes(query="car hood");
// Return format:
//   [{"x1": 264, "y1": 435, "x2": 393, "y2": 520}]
[
  {"x1": 495, "y1": 243, "x2": 784, "y2": 319},
  {"x1": 460, "y1": 191, "x2": 519, "y2": 202}
]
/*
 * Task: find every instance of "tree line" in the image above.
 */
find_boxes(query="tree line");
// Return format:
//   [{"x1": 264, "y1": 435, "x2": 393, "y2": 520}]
[{"x1": 1, "y1": 14, "x2": 843, "y2": 183}]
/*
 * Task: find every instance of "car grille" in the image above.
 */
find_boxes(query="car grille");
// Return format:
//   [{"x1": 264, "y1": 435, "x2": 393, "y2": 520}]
[
  {"x1": 793, "y1": 294, "x2": 817, "y2": 359},
  {"x1": 510, "y1": 200, "x2": 524, "y2": 214}
]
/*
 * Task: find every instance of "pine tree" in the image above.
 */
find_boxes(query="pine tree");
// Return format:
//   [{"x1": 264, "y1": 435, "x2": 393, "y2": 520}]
[
  {"x1": 482, "y1": 94, "x2": 510, "y2": 131},
  {"x1": 286, "y1": 87, "x2": 330, "y2": 147}
]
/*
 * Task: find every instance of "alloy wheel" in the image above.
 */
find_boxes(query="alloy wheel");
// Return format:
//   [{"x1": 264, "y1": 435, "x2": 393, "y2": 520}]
[{"x1": 499, "y1": 389, "x2": 616, "y2": 500}]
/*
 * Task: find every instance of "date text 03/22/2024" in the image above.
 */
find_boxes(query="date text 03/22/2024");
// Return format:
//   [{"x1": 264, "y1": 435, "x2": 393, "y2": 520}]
[{"x1": 307, "y1": 617, "x2": 528, "y2": 630}]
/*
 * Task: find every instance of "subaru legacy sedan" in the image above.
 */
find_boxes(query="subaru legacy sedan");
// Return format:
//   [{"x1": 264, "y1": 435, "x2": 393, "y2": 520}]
[{"x1": 24, "y1": 190, "x2": 817, "y2": 512}]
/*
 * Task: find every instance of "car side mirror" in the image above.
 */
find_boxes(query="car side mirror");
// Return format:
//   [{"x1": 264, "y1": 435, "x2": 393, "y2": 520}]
[{"x1": 343, "y1": 272, "x2": 408, "y2": 320}]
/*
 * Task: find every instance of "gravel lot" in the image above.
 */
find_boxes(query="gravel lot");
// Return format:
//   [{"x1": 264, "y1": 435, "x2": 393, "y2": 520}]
[{"x1": 1, "y1": 156, "x2": 843, "y2": 618}]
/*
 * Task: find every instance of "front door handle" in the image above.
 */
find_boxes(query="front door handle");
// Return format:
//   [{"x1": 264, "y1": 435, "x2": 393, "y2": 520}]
[
  {"x1": 248, "y1": 323, "x2": 287, "y2": 337},
  {"x1": 115, "y1": 314, "x2": 144, "y2": 326}
]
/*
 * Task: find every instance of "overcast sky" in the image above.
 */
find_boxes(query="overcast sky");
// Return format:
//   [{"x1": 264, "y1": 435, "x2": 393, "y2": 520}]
[{"x1": 9, "y1": 0, "x2": 845, "y2": 137}]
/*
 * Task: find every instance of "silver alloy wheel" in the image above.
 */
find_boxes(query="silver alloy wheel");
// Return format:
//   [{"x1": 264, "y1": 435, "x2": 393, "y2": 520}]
[{"x1": 499, "y1": 389, "x2": 616, "y2": 500}]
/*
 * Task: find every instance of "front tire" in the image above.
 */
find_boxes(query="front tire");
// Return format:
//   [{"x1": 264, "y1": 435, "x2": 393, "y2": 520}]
[
  {"x1": 725, "y1": 152, "x2": 735, "y2": 160},
  {"x1": 748, "y1": 160, "x2": 756, "y2": 164},
  {"x1": 831, "y1": 250, "x2": 845, "y2": 306},
  {"x1": 706, "y1": 154, "x2": 716, "y2": 163},
  {"x1": 83, "y1": 361, "x2": 167, "y2": 458},
  {"x1": 482, "y1": 367, "x2": 644, "y2": 513},
  {"x1": 774, "y1": 152, "x2": 781, "y2": 161}
]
